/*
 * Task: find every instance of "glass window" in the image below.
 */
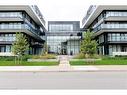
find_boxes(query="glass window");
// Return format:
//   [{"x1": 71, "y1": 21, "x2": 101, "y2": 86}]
[
  {"x1": 106, "y1": 11, "x2": 127, "y2": 17},
  {"x1": 49, "y1": 24, "x2": 73, "y2": 32},
  {"x1": 107, "y1": 33, "x2": 127, "y2": 41},
  {"x1": 108, "y1": 33, "x2": 111, "y2": 41}
]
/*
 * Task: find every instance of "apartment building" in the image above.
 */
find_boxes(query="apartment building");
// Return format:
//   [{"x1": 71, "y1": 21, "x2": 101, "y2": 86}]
[
  {"x1": 2, "y1": 5, "x2": 127, "y2": 56},
  {"x1": 0, "y1": 5, "x2": 46, "y2": 55},
  {"x1": 82, "y1": 5, "x2": 127, "y2": 55}
]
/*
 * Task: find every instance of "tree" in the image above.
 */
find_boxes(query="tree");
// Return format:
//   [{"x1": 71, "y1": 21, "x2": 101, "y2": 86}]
[
  {"x1": 12, "y1": 32, "x2": 29, "y2": 64},
  {"x1": 43, "y1": 42, "x2": 48, "y2": 55},
  {"x1": 80, "y1": 29, "x2": 98, "y2": 58}
]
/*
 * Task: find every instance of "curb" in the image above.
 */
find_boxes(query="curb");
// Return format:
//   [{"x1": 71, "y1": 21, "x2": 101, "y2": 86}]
[{"x1": 0, "y1": 70, "x2": 127, "y2": 72}]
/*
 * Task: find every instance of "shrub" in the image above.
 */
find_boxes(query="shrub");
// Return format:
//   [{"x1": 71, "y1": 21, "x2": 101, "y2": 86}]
[
  {"x1": 102, "y1": 56, "x2": 127, "y2": 60},
  {"x1": 22, "y1": 55, "x2": 33, "y2": 61},
  {"x1": 0, "y1": 56, "x2": 15, "y2": 61},
  {"x1": 89, "y1": 54, "x2": 101, "y2": 59},
  {"x1": 32, "y1": 54, "x2": 56, "y2": 59},
  {"x1": 74, "y1": 53, "x2": 85, "y2": 59},
  {"x1": 31, "y1": 55, "x2": 39, "y2": 59},
  {"x1": 74, "y1": 53, "x2": 101, "y2": 59},
  {"x1": 0, "y1": 55, "x2": 33, "y2": 61}
]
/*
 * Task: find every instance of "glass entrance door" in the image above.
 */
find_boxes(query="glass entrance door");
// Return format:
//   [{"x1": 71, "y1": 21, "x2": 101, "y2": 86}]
[
  {"x1": 61, "y1": 42, "x2": 67, "y2": 55},
  {"x1": 61, "y1": 48, "x2": 67, "y2": 55}
]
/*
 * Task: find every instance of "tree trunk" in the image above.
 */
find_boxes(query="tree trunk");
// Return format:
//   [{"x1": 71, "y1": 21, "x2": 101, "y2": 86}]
[
  {"x1": 15, "y1": 56, "x2": 17, "y2": 64},
  {"x1": 85, "y1": 53, "x2": 89, "y2": 58},
  {"x1": 20, "y1": 56, "x2": 22, "y2": 65},
  {"x1": 18, "y1": 55, "x2": 20, "y2": 65}
]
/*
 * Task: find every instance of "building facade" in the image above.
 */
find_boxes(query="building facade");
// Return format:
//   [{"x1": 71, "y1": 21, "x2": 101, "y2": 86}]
[
  {"x1": 0, "y1": 5, "x2": 46, "y2": 55},
  {"x1": 47, "y1": 21, "x2": 82, "y2": 55},
  {"x1": 82, "y1": 5, "x2": 127, "y2": 55}
]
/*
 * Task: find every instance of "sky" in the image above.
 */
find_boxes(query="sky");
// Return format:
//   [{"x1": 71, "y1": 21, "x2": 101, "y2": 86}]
[{"x1": 0, "y1": 0, "x2": 127, "y2": 25}]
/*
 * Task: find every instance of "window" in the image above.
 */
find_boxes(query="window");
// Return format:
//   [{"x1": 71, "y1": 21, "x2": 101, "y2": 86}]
[
  {"x1": 6, "y1": 45, "x2": 11, "y2": 52},
  {"x1": 49, "y1": 24, "x2": 73, "y2": 32},
  {"x1": 0, "y1": 34, "x2": 16, "y2": 42},
  {"x1": 99, "y1": 35, "x2": 104, "y2": 43},
  {"x1": 107, "y1": 33, "x2": 127, "y2": 41},
  {"x1": 108, "y1": 34, "x2": 111, "y2": 41}
]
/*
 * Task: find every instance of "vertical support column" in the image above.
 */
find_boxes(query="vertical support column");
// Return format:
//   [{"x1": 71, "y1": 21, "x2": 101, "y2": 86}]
[{"x1": 104, "y1": 33, "x2": 109, "y2": 55}]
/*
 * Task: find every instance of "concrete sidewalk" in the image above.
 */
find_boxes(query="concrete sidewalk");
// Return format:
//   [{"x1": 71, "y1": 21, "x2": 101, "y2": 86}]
[
  {"x1": 0, "y1": 65, "x2": 127, "y2": 72},
  {"x1": 95, "y1": 65, "x2": 127, "y2": 71}
]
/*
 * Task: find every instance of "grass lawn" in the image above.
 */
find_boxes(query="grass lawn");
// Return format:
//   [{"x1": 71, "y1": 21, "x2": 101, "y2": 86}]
[
  {"x1": 0, "y1": 61, "x2": 59, "y2": 66},
  {"x1": 70, "y1": 59, "x2": 127, "y2": 65}
]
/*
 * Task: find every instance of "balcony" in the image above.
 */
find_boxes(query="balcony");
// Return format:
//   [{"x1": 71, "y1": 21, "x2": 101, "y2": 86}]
[
  {"x1": 94, "y1": 24, "x2": 127, "y2": 32},
  {"x1": 0, "y1": 36, "x2": 15, "y2": 44},
  {"x1": 0, "y1": 24, "x2": 44, "y2": 41},
  {"x1": 105, "y1": 11, "x2": 127, "y2": 21},
  {"x1": 31, "y1": 42, "x2": 43, "y2": 46},
  {"x1": 0, "y1": 41, "x2": 14, "y2": 44},
  {"x1": 93, "y1": 24, "x2": 127, "y2": 37},
  {"x1": 0, "y1": 12, "x2": 45, "y2": 35},
  {"x1": 0, "y1": 12, "x2": 23, "y2": 21},
  {"x1": 40, "y1": 36, "x2": 46, "y2": 40},
  {"x1": 102, "y1": 24, "x2": 127, "y2": 29},
  {"x1": 0, "y1": 24, "x2": 39, "y2": 34},
  {"x1": 69, "y1": 36, "x2": 81, "y2": 40}
]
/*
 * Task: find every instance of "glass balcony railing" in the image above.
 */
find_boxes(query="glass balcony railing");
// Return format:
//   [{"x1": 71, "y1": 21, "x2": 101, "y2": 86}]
[
  {"x1": 106, "y1": 12, "x2": 127, "y2": 18},
  {"x1": 93, "y1": 24, "x2": 127, "y2": 32},
  {"x1": 0, "y1": 12, "x2": 43, "y2": 32},
  {"x1": 0, "y1": 24, "x2": 42, "y2": 36},
  {"x1": 69, "y1": 36, "x2": 81, "y2": 40},
  {"x1": 94, "y1": 12, "x2": 127, "y2": 29},
  {"x1": 0, "y1": 12, "x2": 23, "y2": 18},
  {"x1": 0, "y1": 37, "x2": 15, "y2": 42}
]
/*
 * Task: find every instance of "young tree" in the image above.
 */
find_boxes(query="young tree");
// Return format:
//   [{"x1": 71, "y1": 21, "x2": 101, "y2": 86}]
[
  {"x1": 80, "y1": 29, "x2": 98, "y2": 58},
  {"x1": 43, "y1": 42, "x2": 48, "y2": 55},
  {"x1": 12, "y1": 32, "x2": 29, "y2": 64}
]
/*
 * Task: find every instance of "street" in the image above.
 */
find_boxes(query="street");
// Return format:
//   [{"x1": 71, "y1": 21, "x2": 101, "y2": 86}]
[{"x1": 0, "y1": 71, "x2": 126, "y2": 89}]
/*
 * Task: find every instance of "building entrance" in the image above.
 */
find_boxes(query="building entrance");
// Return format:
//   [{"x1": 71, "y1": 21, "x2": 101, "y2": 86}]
[
  {"x1": 61, "y1": 42, "x2": 67, "y2": 55},
  {"x1": 61, "y1": 48, "x2": 67, "y2": 55}
]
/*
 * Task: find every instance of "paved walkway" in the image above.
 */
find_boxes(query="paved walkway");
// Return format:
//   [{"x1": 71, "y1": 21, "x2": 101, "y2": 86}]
[
  {"x1": 58, "y1": 55, "x2": 72, "y2": 71},
  {"x1": 59, "y1": 55, "x2": 70, "y2": 66}
]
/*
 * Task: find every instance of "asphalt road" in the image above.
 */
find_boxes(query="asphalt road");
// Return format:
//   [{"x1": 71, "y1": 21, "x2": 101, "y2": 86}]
[{"x1": 0, "y1": 71, "x2": 126, "y2": 89}]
